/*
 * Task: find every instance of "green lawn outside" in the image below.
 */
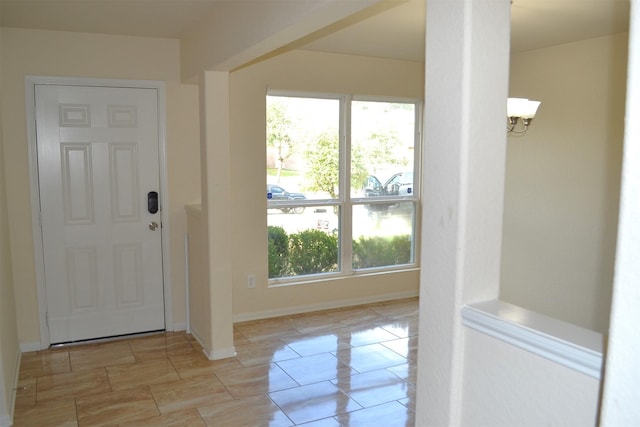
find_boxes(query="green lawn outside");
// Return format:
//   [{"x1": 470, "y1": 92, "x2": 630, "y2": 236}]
[{"x1": 267, "y1": 168, "x2": 300, "y2": 178}]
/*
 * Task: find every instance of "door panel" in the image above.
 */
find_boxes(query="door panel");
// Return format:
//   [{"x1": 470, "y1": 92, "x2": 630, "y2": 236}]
[{"x1": 35, "y1": 84, "x2": 165, "y2": 344}]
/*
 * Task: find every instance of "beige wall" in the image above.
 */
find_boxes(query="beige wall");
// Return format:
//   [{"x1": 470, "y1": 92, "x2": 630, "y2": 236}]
[
  {"x1": 0, "y1": 28, "x2": 200, "y2": 345},
  {"x1": 501, "y1": 33, "x2": 628, "y2": 334},
  {"x1": 166, "y1": 82, "x2": 201, "y2": 328},
  {"x1": 228, "y1": 50, "x2": 422, "y2": 318},
  {"x1": 0, "y1": 24, "x2": 21, "y2": 423},
  {"x1": 185, "y1": 206, "x2": 210, "y2": 351},
  {"x1": 461, "y1": 329, "x2": 600, "y2": 426}
]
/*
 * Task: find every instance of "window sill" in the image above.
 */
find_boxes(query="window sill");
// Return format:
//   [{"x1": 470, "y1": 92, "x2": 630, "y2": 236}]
[{"x1": 268, "y1": 266, "x2": 420, "y2": 288}]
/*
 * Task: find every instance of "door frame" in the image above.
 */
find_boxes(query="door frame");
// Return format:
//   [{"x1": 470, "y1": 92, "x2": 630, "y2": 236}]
[{"x1": 25, "y1": 76, "x2": 173, "y2": 349}]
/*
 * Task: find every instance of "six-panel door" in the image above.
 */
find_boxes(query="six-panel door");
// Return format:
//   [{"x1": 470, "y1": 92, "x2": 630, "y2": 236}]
[{"x1": 35, "y1": 84, "x2": 165, "y2": 344}]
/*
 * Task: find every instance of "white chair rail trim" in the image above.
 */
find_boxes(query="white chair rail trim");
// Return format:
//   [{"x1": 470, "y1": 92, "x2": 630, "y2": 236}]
[{"x1": 462, "y1": 300, "x2": 603, "y2": 379}]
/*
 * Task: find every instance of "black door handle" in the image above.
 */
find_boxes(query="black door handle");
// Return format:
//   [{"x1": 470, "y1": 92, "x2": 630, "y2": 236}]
[{"x1": 148, "y1": 191, "x2": 159, "y2": 214}]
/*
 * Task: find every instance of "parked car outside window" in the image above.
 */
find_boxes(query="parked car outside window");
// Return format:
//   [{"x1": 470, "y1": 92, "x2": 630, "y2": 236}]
[
  {"x1": 267, "y1": 184, "x2": 306, "y2": 214},
  {"x1": 363, "y1": 171, "x2": 413, "y2": 212}
]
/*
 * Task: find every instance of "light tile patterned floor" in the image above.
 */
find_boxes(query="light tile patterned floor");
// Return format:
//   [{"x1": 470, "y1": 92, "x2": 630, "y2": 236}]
[{"x1": 13, "y1": 298, "x2": 418, "y2": 426}]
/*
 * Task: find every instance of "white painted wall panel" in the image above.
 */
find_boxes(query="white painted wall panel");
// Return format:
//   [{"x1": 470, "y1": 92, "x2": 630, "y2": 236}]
[{"x1": 462, "y1": 328, "x2": 600, "y2": 426}]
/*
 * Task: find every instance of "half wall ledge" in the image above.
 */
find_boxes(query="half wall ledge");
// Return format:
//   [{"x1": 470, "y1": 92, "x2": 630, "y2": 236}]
[{"x1": 462, "y1": 300, "x2": 604, "y2": 379}]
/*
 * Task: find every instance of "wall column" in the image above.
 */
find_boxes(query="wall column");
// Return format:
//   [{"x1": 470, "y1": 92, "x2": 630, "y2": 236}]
[
  {"x1": 415, "y1": 0, "x2": 511, "y2": 424},
  {"x1": 600, "y1": 0, "x2": 640, "y2": 424},
  {"x1": 199, "y1": 71, "x2": 235, "y2": 359}
]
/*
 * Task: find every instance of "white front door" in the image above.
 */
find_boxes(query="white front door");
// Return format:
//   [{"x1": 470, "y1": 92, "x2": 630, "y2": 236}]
[{"x1": 35, "y1": 84, "x2": 165, "y2": 344}]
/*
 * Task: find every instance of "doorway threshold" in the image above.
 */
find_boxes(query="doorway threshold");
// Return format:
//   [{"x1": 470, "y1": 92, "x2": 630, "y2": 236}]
[{"x1": 49, "y1": 329, "x2": 166, "y2": 348}]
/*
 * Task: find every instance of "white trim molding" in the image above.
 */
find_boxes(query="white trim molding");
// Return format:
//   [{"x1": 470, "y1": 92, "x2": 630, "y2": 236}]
[
  {"x1": 0, "y1": 345, "x2": 21, "y2": 427},
  {"x1": 19, "y1": 342, "x2": 41, "y2": 353},
  {"x1": 188, "y1": 330, "x2": 236, "y2": 361},
  {"x1": 206, "y1": 348, "x2": 237, "y2": 361},
  {"x1": 0, "y1": 414, "x2": 11, "y2": 427},
  {"x1": 9, "y1": 345, "x2": 21, "y2": 425},
  {"x1": 462, "y1": 300, "x2": 604, "y2": 379},
  {"x1": 173, "y1": 322, "x2": 187, "y2": 332}
]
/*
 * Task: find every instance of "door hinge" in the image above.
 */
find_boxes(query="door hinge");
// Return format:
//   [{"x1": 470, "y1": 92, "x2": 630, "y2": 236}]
[{"x1": 45, "y1": 312, "x2": 49, "y2": 327}]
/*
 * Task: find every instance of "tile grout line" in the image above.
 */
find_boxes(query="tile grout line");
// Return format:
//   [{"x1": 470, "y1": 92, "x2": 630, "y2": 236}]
[
  {"x1": 73, "y1": 396, "x2": 80, "y2": 427},
  {"x1": 264, "y1": 391, "x2": 296, "y2": 426}
]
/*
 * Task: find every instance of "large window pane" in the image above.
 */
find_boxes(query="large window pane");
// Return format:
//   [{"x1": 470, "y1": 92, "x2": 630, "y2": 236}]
[
  {"x1": 351, "y1": 100, "x2": 416, "y2": 198},
  {"x1": 267, "y1": 95, "x2": 340, "y2": 200},
  {"x1": 267, "y1": 95, "x2": 341, "y2": 280},
  {"x1": 351, "y1": 100, "x2": 417, "y2": 270},
  {"x1": 268, "y1": 206, "x2": 340, "y2": 278},
  {"x1": 352, "y1": 203, "x2": 415, "y2": 269}
]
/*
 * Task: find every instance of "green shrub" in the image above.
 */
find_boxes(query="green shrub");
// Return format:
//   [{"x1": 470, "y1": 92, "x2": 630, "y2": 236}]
[
  {"x1": 287, "y1": 229, "x2": 338, "y2": 275},
  {"x1": 353, "y1": 235, "x2": 411, "y2": 269},
  {"x1": 270, "y1": 227, "x2": 408, "y2": 278},
  {"x1": 267, "y1": 226, "x2": 289, "y2": 278}
]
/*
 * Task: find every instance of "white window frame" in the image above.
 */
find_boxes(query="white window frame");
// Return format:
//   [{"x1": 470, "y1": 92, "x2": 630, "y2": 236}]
[{"x1": 267, "y1": 90, "x2": 423, "y2": 286}]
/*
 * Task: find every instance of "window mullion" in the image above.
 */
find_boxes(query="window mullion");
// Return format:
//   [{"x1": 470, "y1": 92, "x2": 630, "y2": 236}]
[
  {"x1": 340, "y1": 95, "x2": 353, "y2": 274},
  {"x1": 412, "y1": 101, "x2": 424, "y2": 265}
]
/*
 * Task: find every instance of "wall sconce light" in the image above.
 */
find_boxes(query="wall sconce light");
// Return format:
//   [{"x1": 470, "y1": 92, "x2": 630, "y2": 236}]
[{"x1": 507, "y1": 97, "x2": 541, "y2": 134}]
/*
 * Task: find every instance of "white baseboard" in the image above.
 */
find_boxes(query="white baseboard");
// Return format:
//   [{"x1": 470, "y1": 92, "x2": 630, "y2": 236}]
[
  {"x1": 189, "y1": 329, "x2": 236, "y2": 361},
  {"x1": 0, "y1": 345, "x2": 21, "y2": 427},
  {"x1": 172, "y1": 322, "x2": 187, "y2": 332},
  {"x1": 19, "y1": 342, "x2": 41, "y2": 353},
  {"x1": 0, "y1": 414, "x2": 12, "y2": 427},
  {"x1": 10, "y1": 346, "x2": 21, "y2": 423},
  {"x1": 204, "y1": 347, "x2": 237, "y2": 361},
  {"x1": 188, "y1": 328, "x2": 206, "y2": 351},
  {"x1": 232, "y1": 290, "x2": 419, "y2": 323}
]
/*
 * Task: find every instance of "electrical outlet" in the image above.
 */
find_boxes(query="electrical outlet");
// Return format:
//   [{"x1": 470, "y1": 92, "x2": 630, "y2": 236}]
[{"x1": 247, "y1": 274, "x2": 256, "y2": 289}]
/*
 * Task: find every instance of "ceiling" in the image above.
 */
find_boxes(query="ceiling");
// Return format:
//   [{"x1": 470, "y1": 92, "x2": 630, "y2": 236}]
[{"x1": 0, "y1": 0, "x2": 631, "y2": 63}]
